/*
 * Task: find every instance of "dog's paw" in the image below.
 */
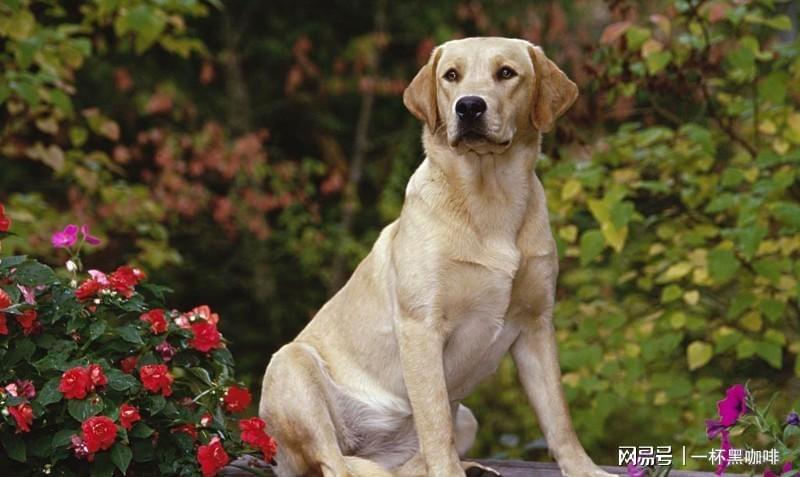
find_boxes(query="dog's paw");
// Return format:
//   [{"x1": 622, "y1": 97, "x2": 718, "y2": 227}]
[{"x1": 463, "y1": 462, "x2": 503, "y2": 477}]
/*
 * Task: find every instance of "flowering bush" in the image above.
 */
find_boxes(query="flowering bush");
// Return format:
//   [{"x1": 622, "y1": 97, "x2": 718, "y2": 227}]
[
  {"x1": 628, "y1": 383, "x2": 798, "y2": 477},
  {"x1": 0, "y1": 210, "x2": 276, "y2": 476},
  {"x1": 705, "y1": 384, "x2": 798, "y2": 476}
]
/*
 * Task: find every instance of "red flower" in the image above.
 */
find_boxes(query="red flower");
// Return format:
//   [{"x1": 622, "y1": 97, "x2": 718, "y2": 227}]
[
  {"x1": 190, "y1": 321, "x2": 222, "y2": 352},
  {"x1": 0, "y1": 289, "x2": 11, "y2": 335},
  {"x1": 88, "y1": 364, "x2": 107, "y2": 388},
  {"x1": 238, "y1": 417, "x2": 277, "y2": 462},
  {"x1": 119, "y1": 403, "x2": 141, "y2": 430},
  {"x1": 200, "y1": 413, "x2": 214, "y2": 427},
  {"x1": 197, "y1": 437, "x2": 230, "y2": 477},
  {"x1": 120, "y1": 356, "x2": 138, "y2": 374},
  {"x1": 59, "y1": 367, "x2": 93, "y2": 399},
  {"x1": 223, "y1": 386, "x2": 252, "y2": 413},
  {"x1": 109, "y1": 265, "x2": 145, "y2": 298},
  {"x1": 8, "y1": 403, "x2": 33, "y2": 433},
  {"x1": 81, "y1": 416, "x2": 118, "y2": 453},
  {"x1": 0, "y1": 204, "x2": 11, "y2": 232},
  {"x1": 139, "y1": 364, "x2": 173, "y2": 396},
  {"x1": 140, "y1": 309, "x2": 168, "y2": 334},
  {"x1": 75, "y1": 279, "x2": 102, "y2": 301},
  {"x1": 171, "y1": 424, "x2": 198, "y2": 440},
  {"x1": 15, "y1": 309, "x2": 39, "y2": 335}
]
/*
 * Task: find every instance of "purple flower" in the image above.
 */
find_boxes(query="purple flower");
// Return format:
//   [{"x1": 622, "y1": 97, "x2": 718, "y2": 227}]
[
  {"x1": 706, "y1": 419, "x2": 726, "y2": 439},
  {"x1": 715, "y1": 430, "x2": 731, "y2": 475},
  {"x1": 156, "y1": 341, "x2": 176, "y2": 361},
  {"x1": 80, "y1": 224, "x2": 101, "y2": 245},
  {"x1": 51, "y1": 224, "x2": 79, "y2": 248},
  {"x1": 764, "y1": 463, "x2": 794, "y2": 477},
  {"x1": 718, "y1": 384, "x2": 747, "y2": 426},
  {"x1": 627, "y1": 463, "x2": 647, "y2": 477},
  {"x1": 786, "y1": 411, "x2": 800, "y2": 427}
]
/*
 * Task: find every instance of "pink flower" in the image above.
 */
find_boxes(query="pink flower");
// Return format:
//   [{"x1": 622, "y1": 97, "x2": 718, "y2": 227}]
[
  {"x1": 52, "y1": 224, "x2": 79, "y2": 248},
  {"x1": 17, "y1": 285, "x2": 36, "y2": 305},
  {"x1": 80, "y1": 224, "x2": 101, "y2": 245},
  {"x1": 627, "y1": 462, "x2": 647, "y2": 477},
  {"x1": 718, "y1": 384, "x2": 747, "y2": 426},
  {"x1": 6, "y1": 379, "x2": 36, "y2": 399},
  {"x1": 715, "y1": 430, "x2": 731, "y2": 475},
  {"x1": 88, "y1": 270, "x2": 109, "y2": 285}
]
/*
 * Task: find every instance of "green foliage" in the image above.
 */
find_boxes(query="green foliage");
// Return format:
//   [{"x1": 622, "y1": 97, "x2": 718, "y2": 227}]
[{"x1": 533, "y1": 0, "x2": 800, "y2": 463}]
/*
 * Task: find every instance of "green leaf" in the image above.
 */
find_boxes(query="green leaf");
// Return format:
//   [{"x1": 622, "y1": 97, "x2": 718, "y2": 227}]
[
  {"x1": 117, "y1": 324, "x2": 144, "y2": 344},
  {"x1": 68, "y1": 397, "x2": 105, "y2": 421},
  {"x1": 785, "y1": 423, "x2": 800, "y2": 441},
  {"x1": 53, "y1": 429, "x2": 78, "y2": 448},
  {"x1": 187, "y1": 367, "x2": 213, "y2": 386},
  {"x1": 772, "y1": 202, "x2": 800, "y2": 228},
  {"x1": 707, "y1": 248, "x2": 740, "y2": 283},
  {"x1": 764, "y1": 14, "x2": 792, "y2": 30},
  {"x1": 756, "y1": 341, "x2": 782, "y2": 369},
  {"x1": 687, "y1": 341, "x2": 713, "y2": 370},
  {"x1": 737, "y1": 338, "x2": 757, "y2": 359},
  {"x1": 625, "y1": 25, "x2": 651, "y2": 50},
  {"x1": 579, "y1": 230, "x2": 604, "y2": 266},
  {"x1": 13, "y1": 260, "x2": 57, "y2": 286},
  {"x1": 36, "y1": 377, "x2": 63, "y2": 407},
  {"x1": 110, "y1": 443, "x2": 133, "y2": 474},
  {"x1": 0, "y1": 432, "x2": 26, "y2": 462},
  {"x1": 646, "y1": 51, "x2": 672, "y2": 74},
  {"x1": 736, "y1": 225, "x2": 766, "y2": 261},
  {"x1": 0, "y1": 255, "x2": 28, "y2": 270},
  {"x1": 759, "y1": 72, "x2": 788, "y2": 104},
  {"x1": 759, "y1": 299, "x2": 785, "y2": 323},
  {"x1": 90, "y1": 452, "x2": 115, "y2": 477},
  {"x1": 149, "y1": 395, "x2": 166, "y2": 415},
  {"x1": 5, "y1": 338, "x2": 36, "y2": 366},
  {"x1": 106, "y1": 369, "x2": 140, "y2": 392},
  {"x1": 129, "y1": 422, "x2": 154, "y2": 438},
  {"x1": 661, "y1": 284, "x2": 682, "y2": 303},
  {"x1": 89, "y1": 320, "x2": 107, "y2": 341}
]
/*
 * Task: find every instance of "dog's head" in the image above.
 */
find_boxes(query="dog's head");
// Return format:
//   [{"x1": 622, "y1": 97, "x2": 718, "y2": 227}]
[{"x1": 403, "y1": 37, "x2": 578, "y2": 153}]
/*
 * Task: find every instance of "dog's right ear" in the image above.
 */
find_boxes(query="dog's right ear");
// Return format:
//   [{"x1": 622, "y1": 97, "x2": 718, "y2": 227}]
[{"x1": 403, "y1": 47, "x2": 441, "y2": 132}]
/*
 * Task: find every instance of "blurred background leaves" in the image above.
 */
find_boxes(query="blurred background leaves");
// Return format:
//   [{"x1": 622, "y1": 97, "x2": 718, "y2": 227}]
[{"x1": 1, "y1": 0, "x2": 799, "y2": 468}]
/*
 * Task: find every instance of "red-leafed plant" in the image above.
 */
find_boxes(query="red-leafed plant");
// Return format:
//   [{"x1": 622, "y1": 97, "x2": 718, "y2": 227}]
[{"x1": 0, "y1": 207, "x2": 276, "y2": 476}]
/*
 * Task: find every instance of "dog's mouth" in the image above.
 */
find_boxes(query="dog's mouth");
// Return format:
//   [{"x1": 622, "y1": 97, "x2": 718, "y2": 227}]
[{"x1": 452, "y1": 128, "x2": 511, "y2": 148}]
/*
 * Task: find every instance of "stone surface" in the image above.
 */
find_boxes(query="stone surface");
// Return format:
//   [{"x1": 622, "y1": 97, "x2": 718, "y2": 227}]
[{"x1": 222, "y1": 458, "x2": 728, "y2": 477}]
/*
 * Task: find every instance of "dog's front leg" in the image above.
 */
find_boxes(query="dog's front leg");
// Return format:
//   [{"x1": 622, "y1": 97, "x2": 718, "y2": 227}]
[
  {"x1": 397, "y1": 315, "x2": 464, "y2": 477},
  {"x1": 511, "y1": 316, "x2": 615, "y2": 477}
]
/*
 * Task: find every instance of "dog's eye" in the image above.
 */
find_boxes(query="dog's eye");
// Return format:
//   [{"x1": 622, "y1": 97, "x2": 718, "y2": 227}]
[
  {"x1": 497, "y1": 67, "x2": 517, "y2": 80},
  {"x1": 443, "y1": 69, "x2": 459, "y2": 82}
]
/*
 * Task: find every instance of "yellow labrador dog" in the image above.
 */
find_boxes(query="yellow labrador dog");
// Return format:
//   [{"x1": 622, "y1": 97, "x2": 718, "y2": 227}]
[{"x1": 260, "y1": 37, "x2": 613, "y2": 477}]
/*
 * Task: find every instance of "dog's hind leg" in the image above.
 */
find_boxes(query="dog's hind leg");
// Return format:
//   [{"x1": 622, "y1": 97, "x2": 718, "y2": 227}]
[{"x1": 259, "y1": 343, "x2": 396, "y2": 477}]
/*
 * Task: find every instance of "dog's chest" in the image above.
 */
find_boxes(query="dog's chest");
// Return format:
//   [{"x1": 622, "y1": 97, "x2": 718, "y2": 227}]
[{"x1": 440, "y1": 257, "x2": 521, "y2": 400}]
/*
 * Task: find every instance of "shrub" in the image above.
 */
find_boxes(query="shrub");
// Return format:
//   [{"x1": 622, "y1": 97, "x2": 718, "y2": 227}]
[{"x1": 0, "y1": 212, "x2": 276, "y2": 476}]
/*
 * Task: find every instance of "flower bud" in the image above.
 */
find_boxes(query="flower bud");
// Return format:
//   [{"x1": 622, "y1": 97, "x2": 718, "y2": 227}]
[{"x1": 66, "y1": 260, "x2": 77, "y2": 272}]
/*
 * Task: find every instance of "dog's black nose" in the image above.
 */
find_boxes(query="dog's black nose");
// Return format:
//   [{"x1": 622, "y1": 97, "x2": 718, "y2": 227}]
[{"x1": 455, "y1": 96, "x2": 486, "y2": 121}]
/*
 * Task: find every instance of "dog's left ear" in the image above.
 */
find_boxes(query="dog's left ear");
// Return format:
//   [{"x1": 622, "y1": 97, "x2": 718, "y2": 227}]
[
  {"x1": 528, "y1": 44, "x2": 579, "y2": 133},
  {"x1": 403, "y1": 47, "x2": 441, "y2": 132}
]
